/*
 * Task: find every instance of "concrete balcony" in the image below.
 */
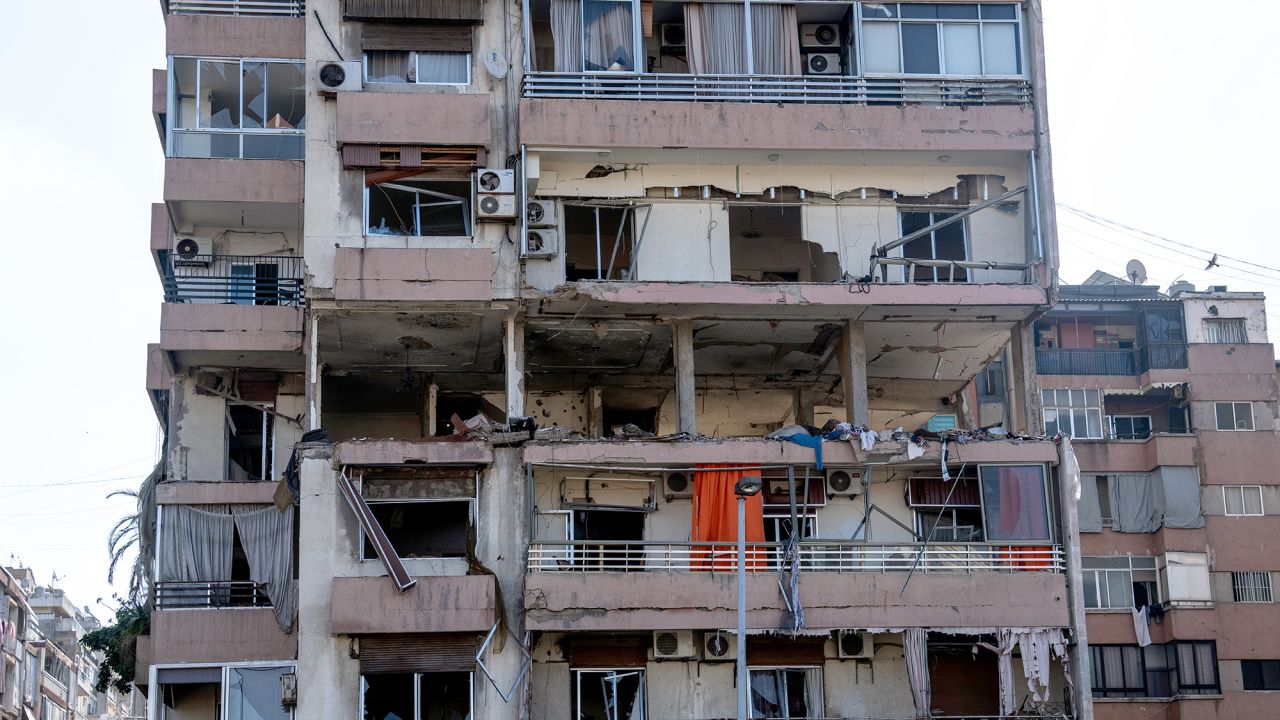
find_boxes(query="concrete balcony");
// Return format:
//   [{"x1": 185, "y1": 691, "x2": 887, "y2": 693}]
[
  {"x1": 524, "y1": 568, "x2": 1067, "y2": 632},
  {"x1": 156, "y1": 480, "x2": 280, "y2": 505},
  {"x1": 329, "y1": 576, "x2": 495, "y2": 635},
  {"x1": 163, "y1": 157, "x2": 303, "y2": 231},
  {"x1": 332, "y1": 247, "x2": 493, "y2": 303},
  {"x1": 158, "y1": 302, "x2": 304, "y2": 370},
  {"x1": 520, "y1": 93, "x2": 1035, "y2": 153},
  {"x1": 332, "y1": 439, "x2": 493, "y2": 467},
  {"x1": 336, "y1": 91, "x2": 490, "y2": 146},
  {"x1": 142, "y1": 607, "x2": 295, "y2": 668},
  {"x1": 165, "y1": 13, "x2": 304, "y2": 58},
  {"x1": 1070, "y1": 434, "x2": 1198, "y2": 474}
]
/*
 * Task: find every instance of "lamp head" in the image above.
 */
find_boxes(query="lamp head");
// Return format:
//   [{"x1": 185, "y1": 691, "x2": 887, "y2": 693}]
[{"x1": 734, "y1": 475, "x2": 763, "y2": 497}]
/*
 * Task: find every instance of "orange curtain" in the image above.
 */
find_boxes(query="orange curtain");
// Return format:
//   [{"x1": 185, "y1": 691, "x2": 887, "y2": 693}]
[{"x1": 691, "y1": 464, "x2": 766, "y2": 571}]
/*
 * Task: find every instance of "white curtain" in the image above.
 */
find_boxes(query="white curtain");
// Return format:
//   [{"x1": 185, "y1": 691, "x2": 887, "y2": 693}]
[
  {"x1": 751, "y1": 4, "x2": 802, "y2": 75},
  {"x1": 803, "y1": 667, "x2": 824, "y2": 718},
  {"x1": 684, "y1": 3, "x2": 747, "y2": 74},
  {"x1": 550, "y1": 0, "x2": 583, "y2": 72},
  {"x1": 158, "y1": 505, "x2": 234, "y2": 584},
  {"x1": 365, "y1": 50, "x2": 411, "y2": 83},
  {"x1": 234, "y1": 506, "x2": 296, "y2": 633},
  {"x1": 584, "y1": 0, "x2": 635, "y2": 71},
  {"x1": 902, "y1": 628, "x2": 931, "y2": 718}
]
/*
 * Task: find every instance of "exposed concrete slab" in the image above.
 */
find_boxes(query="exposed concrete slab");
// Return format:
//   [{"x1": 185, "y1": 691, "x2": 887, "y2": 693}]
[
  {"x1": 336, "y1": 91, "x2": 491, "y2": 145},
  {"x1": 329, "y1": 576, "x2": 495, "y2": 634},
  {"x1": 332, "y1": 439, "x2": 494, "y2": 466},
  {"x1": 156, "y1": 481, "x2": 279, "y2": 506},
  {"x1": 332, "y1": 247, "x2": 493, "y2": 302},
  {"x1": 166, "y1": 14, "x2": 304, "y2": 58}
]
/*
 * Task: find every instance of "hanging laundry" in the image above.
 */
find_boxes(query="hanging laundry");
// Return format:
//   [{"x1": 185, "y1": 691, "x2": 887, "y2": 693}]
[
  {"x1": 1132, "y1": 605, "x2": 1152, "y2": 647},
  {"x1": 860, "y1": 429, "x2": 879, "y2": 451}
]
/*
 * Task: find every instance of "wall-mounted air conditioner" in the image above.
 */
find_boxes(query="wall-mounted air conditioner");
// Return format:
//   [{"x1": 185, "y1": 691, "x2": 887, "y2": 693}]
[
  {"x1": 661, "y1": 24, "x2": 687, "y2": 50},
  {"x1": 825, "y1": 467, "x2": 863, "y2": 498},
  {"x1": 805, "y1": 53, "x2": 841, "y2": 75},
  {"x1": 663, "y1": 471, "x2": 694, "y2": 500},
  {"x1": 477, "y1": 194, "x2": 518, "y2": 221},
  {"x1": 702, "y1": 631, "x2": 737, "y2": 661},
  {"x1": 836, "y1": 630, "x2": 874, "y2": 660},
  {"x1": 800, "y1": 23, "x2": 840, "y2": 49},
  {"x1": 653, "y1": 630, "x2": 697, "y2": 660},
  {"x1": 525, "y1": 229, "x2": 559, "y2": 257},
  {"x1": 477, "y1": 168, "x2": 516, "y2": 195},
  {"x1": 527, "y1": 199, "x2": 559, "y2": 228},
  {"x1": 173, "y1": 237, "x2": 211, "y2": 266},
  {"x1": 315, "y1": 61, "x2": 362, "y2": 93}
]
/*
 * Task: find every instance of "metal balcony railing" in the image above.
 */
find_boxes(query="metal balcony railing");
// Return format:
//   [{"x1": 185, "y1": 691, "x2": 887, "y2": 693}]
[
  {"x1": 163, "y1": 255, "x2": 304, "y2": 307},
  {"x1": 155, "y1": 581, "x2": 271, "y2": 609},
  {"x1": 1036, "y1": 346, "x2": 1189, "y2": 375},
  {"x1": 167, "y1": 0, "x2": 305, "y2": 16},
  {"x1": 523, "y1": 72, "x2": 1031, "y2": 106},
  {"x1": 528, "y1": 541, "x2": 1063, "y2": 573},
  {"x1": 1137, "y1": 343, "x2": 1189, "y2": 372}
]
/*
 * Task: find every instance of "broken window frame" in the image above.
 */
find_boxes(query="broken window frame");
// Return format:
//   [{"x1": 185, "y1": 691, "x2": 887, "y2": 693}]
[
  {"x1": 573, "y1": 668, "x2": 646, "y2": 720},
  {"x1": 167, "y1": 56, "x2": 306, "y2": 160},
  {"x1": 358, "y1": 671, "x2": 475, "y2": 720},
  {"x1": 355, "y1": 471, "x2": 479, "y2": 561},
  {"x1": 562, "y1": 203, "x2": 639, "y2": 281},
  {"x1": 364, "y1": 175, "x2": 475, "y2": 238},
  {"x1": 226, "y1": 402, "x2": 275, "y2": 483},
  {"x1": 150, "y1": 662, "x2": 296, "y2": 720},
  {"x1": 896, "y1": 208, "x2": 970, "y2": 282},
  {"x1": 913, "y1": 507, "x2": 983, "y2": 542},
  {"x1": 746, "y1": 666, "x2": 822, "y2": 720},
  {"x1": 859, "y1": 3, "x2": 1024, "y2": 78},
  {"x1": 362, "y1": 50, "x2": 473, "y2": 85}
]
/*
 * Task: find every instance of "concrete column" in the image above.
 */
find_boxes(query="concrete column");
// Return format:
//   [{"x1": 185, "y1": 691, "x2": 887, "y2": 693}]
[
  {"x1": 794, "y1": 389, "x2": 816, "y2": 428},
  {"x1": 587, "y1": 386, "x2": 604, "y2": 438},
  {"x1": 505, "y1": 313, "x2": 526, "y2": 419},
  {"x1": 1057, "y1": 439, "x2": 1094, "y2": 720},
  {"x1": 673, "y1": 319, "x2": 697, "y2": 435},
  {"x1": 423, "y1": 382, "x2": 439, "y2": 438},
  {"x1": 837, "y1": 320, "x2": 870, "y2": 426},
  {"x1": 1008, "y1": 322, "x2": 1039, "y2": 435},
  {"x1": 473, "y1": 448, "x2": 527, "y2": 720}
]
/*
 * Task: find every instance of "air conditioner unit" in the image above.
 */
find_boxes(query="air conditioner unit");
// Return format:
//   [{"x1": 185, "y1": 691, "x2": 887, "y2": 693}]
[
  {"x1": 172, "y1": 237, "x2": 211, "y2": 266},
  {"x1": 805, "y1": 53, "x2": 841, "y2": 75},
  {"x1": 825, "y1": 468, "x2": 864, "y2": 498},
  {"x1": 527, "y1": 199, "x2": 559, "y2": 228},
  {"x1": 836, "y1": 630, "x2": 874, "y2": 660},
  {"x1": 525, "y1": 229, "x2": 560, "y2": 257},
  {"x1": 315, "y1": 60, "x2": 362, "y2": 93},
  {"x1": 660, "y1": 23, "x2": 686, "y2": 49},
  {"x1": 801, "y1": 23, "x2": 840, "y2": 49},
  {"x1": 702, "y1": 631, "x2": 737, "y2": 661},
  {"x1": 653, "y1": 630, "x2": 697, "y2": 660},
  {"x1": 477, "y1": 194, "x2": 518, "y2": 221},
  {"x1": 477, "y1": 168, "x2": 516, "y2": 195},
  {"x1": 663, "y1": 471, "x2": 694, "y2": 500}
]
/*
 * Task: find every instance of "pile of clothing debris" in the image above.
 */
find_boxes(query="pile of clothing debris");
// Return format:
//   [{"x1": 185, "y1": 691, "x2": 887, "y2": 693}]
[{"x1": 767, "y1": 419, "x2": 1048, "y2": 467}]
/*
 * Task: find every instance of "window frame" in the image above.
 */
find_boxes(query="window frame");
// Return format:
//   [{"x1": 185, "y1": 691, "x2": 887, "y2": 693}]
[
  {"x1": 896, "y1": 209, "x2": 971, "y2": 282},
  {"x1": 1231, "y1": 571, "x2": 1274, "y2": 603},
  {"x1": 1215, "y1": 401, "x2": 1255, "y2": 431},
  {"x1": 976, "y1": 464, "x2": 1053, "y2": 543},
  {"x1": 166, "y1": 55, "x2": 306, "y2": 160},
  {"x1": 1242, "y1": 659, "x2": 1280, "y2": 691},
  {"x1": 361, "y1": 50, "x2": 473, "y2": 86},
  {"x1": 1223, "y1": 485, "x2": 1265, "y2": 517},
  {"x1": 746, "y1": 665, "x2": 823, "y2": 720},
  {"x1": 225, "y1": 401, "x2": 275, "y2": 484},
  {"x1": 573, "y1": 667, "x2": 646, "y2": 720},
  {"x1": 363, "y1": 174, "x2": 475, "y2": 239},
  {"x1": 857, "y1": 2, "x2": 1025, "y2": 79},
  {"x1": 1090, "y1": 642, "x2": 1219, "y2": 699},
  {"x1": 356, "y1": 473, "x2": 480, "y2": 561},
  {"x1": 1081, "y1": 556, "x2": 1161, "y2": 611},
  {"x1": 358, "y1": 670, "x2": 475, "y2": 720},
  {"x1": 148, "y1": 661, "x2": 297, "y2": 720},
  {"x1": 579, "y1": 0, "x2": 643, "y2": 73},
  {"x1": 1108, "y1": 414, "x2": 1153, "y2": 441},
  {"x1": 1203, "y1": 318, "x2": 1247, "y2": 344},
  {"x1": 1041, "y1": 388, "x2": 1104, "y2": 440}
]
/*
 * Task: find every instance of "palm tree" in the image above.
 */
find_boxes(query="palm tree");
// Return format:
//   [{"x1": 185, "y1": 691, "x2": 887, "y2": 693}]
[{"x1": 106, "y1": 459, "x2": 162, "y2": 607}]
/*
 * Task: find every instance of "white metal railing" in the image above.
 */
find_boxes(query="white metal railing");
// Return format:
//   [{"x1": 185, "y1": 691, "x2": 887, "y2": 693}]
[
  {"x1": 523, "y1": 72, "x2": 1031, "y2": 106},
  {"x1": 528, "y1": 541, "x2": 1063, "y2": 573},
  {"x1": 168, "y1": 0, "x2": 305, "y2": 16}
]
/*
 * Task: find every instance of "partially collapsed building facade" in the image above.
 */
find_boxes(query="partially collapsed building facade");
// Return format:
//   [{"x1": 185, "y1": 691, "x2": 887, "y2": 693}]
[{"x1": 141, "y1": 1, "x2": 1101, "y2": 718}]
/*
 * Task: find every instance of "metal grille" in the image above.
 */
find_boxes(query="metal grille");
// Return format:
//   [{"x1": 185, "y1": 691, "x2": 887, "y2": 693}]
[
  {"x1": 168, "y1": 0, "x2": 305, "y2": 16},
  {"x1": 155, "y1": 581, "x2": 270, "y2": 609},
  {"x1": 163, "y1": 254, "x2": 304, "y2": 307},
  {"x1": 1232, "y1": 571, "x2": 1273, "y2": 603}
]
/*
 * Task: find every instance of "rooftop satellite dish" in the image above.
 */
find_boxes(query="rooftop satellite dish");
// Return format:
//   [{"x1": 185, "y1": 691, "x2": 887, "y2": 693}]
[
  {"x1": 1126, "y1": 259, "x2": 1148, "y2": 285},
  {"x1": 483, "y1": 49, "x2": 509, "y2": 79}
]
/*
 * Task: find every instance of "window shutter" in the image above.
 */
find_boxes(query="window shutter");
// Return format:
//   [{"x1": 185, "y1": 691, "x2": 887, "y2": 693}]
[
  {"x1": 362, "y1": 23, "x2": 473, "y2": 53},
  {"x1": 345, "y1": 0, "x2": 483, "y2": 22},
  {"x1": 567, "y1": 637, "x2": 648, "y2": 668},
  {"x1": 744, "y1": 636, "x2": 826, "y2": 666},
  {"x1": 359, "y1": 633, "x2": 478, "y2": 674}
]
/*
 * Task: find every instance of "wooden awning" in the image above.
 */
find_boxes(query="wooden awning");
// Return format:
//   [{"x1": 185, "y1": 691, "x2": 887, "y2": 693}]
[{"x1": 343, "y1": 144, "x2": 484, "y2": 172}]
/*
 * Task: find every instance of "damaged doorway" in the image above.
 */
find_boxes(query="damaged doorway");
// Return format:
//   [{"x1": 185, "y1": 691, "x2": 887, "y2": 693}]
[
  {"x1": 573, "y1": 510, "x2": 645, "y2": 571},
  {"x1": 574, "y1": 669, "x2": 646, "y2": 720},
  {"x1": 564, "y1": 205, "x2": 635, "y2": 281},
  {"x1": 729, "y1": 205, "x2": 840, "y2": 282},
  {"x1": 227, "y1": 403, "x2": 273, "y2": 483}
]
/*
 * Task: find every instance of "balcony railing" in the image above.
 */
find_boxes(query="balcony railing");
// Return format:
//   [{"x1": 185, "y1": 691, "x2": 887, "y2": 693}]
[
  {"x1": 167, "y1": 0, "x2": 305, "y2": 16},
  {"x1": 155, "y1": 581, "x2": 270, "y2": 609},
  {"x1": 528, "y1": 541, "x2": 1063, "y2": 573},
  {"x1": 1036, "y1": 346, "x2": 1189, "y2": 376},
  {"x1": 163, "y1": 255, "x2": 304, "y2": 307},
  {"x1": 523, "y1": 72, "x2": 1031, "y2": 106},
  {"x1": 1137, "y1": 343, "x2": 1189, "y2": 372}
]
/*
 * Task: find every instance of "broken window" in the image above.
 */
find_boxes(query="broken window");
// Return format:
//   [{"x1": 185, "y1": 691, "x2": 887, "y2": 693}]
[
  {"x1": 364, "y1": 50, "x2": 471, "y2": 84},
  {"x1": 365, "y1": 177, "x2": 472, "y2": 237},
  {"x1": 564, "y1": 205, "x2": 635, "y2": 281},
  {"x1": 170, "y1": 57, "x2": 305, "y2": 160},
  {"x1": 899, "y1": 210, "x2": 968, "y2": 281},
  {"x1": 226, "y1": 666, "x2": 292, "y2": 720},
  {"x1": 361, "y1": 672, "x2": 472, "y2": 720},
  {"x1": 978, "y1": 465, "x2": 1050, "y2": 542},
  {"x1": 861, "y1": 4, "x2": 1021, "y2": 76},
  {"x1": 157, "y1": 665, "x2": 293, "y2": 720},
  {"x1": 227, "y1": 403, "x2": 274, "y2": 483},
  {"x1": 572, "y1": 510, "x2": 645, "y2": 571},
  {"x1": 359, "y1": 471, "x2": 477, "y2": 559},
  {"x1": 975, "y1": 359, "x2": 1005, "y2": 399},
  {"x1": 728, "y1": 206, "x2": 840, "y2": 282},
  {"x1": 915, "y1": 508, "x2": 983, "y2": 542},
  {"x1": 748, "y1": 668, "x2": 821, "y2": 719},
  {"x1": 574, "y1": 669, "x2": 645, "y2": 720}
]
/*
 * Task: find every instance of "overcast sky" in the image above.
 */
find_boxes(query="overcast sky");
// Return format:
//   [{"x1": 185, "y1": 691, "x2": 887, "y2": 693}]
[{"x1": 1, "y1": 0, "x2": 1278, "y2": 620}]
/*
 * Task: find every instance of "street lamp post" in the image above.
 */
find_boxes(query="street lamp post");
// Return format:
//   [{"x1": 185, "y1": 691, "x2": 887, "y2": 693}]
[{"x1": 734, "y1": 475, "x2": 763, "y2": 720}]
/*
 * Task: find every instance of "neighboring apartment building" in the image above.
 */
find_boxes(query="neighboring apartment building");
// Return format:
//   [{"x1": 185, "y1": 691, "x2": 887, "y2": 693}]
[
  {"x1": 140, "y1": 1, "x2": 1093, "y2": 719},
  {"x1": 1032, "y1": 276, "x2": 1280, "y2": 719}
]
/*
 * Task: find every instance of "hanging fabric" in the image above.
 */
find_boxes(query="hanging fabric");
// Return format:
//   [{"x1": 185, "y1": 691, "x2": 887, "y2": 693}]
[
  {"x1": 583, "y1": 0, "x2": 635, "y2": 71},
  {"x1": 158, "y1": 505, "x2": 234, "y2": 585},
  {"x1": 683, "y1": 3, "x2": 747, "y2": 74},
  {"x1": 750, "y1": 4, "x2": 802, "y2": 75},
  {"x1": 234, "y1": 506, "x2": 296, "y2": 633},
  {"x1": 691, "y1": 464, "x2": 765, "y2": 571},
  {"x1": 902, "y1": 628, "x2": 931, "y2": 718},
  {"x1": 550, "y1": 0, "x2": 583, "y2": 72}
]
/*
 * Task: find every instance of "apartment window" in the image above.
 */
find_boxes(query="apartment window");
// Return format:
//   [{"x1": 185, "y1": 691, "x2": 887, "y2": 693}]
[
  {"x1": 365, "y1": 177, "x2": 472, "y2": 237},
  {"x1": 363, "y1": 50, "x2": 471, "y2": 85},
  {"x1": 564, "y1": 205, "x2": 636, "y2": 281},
  {"x1": 169, "y1": 57, "x2": 306, "y2": 160},
  {"x1": 227, "y1": 403, "x2": 274, "y2": 483},
  {"x1": 39, "y1": 698, "x2": 67, "y2": 720},
  {"x1": 1082, "y1": 556, "x2": 1159, "y2": 610},
  {"x1": 764, "y1": 514, "x2": 819, "y2": 543},
  {"x1": 899, "y1": 211, "x2": 968, "y2": 282},
  {"x1": 1242, "y1": 660, "x2": 1280, "y2": 691},
  {"x1": 976, "y1": 359, "x2": 1005, "y2": 399},
  {"x1": 748, "y1": 667, "x2": 822, "y2": 719},
  {"x1": 1215, "y1": 402, "x2": 1254, "y2": 431},
  {"x1": 978, "y1": 465, "x2": 1050, "y2": 542},
  {"x1": 861, "y1": 3, "x2": 1021, "y2": 76},
  {"x1": 1232, "y1": 571, "x2": 1273, "y2": 603},
  {"x1": 574, "y1": 669, "x2": 645, "y2": 719},
  {"x1": 915, "y1": 507, "x2": 982, "y2": 542},
  {"x1": 359, "y1": 472, "x2": 477, "y2": 560},
  {"x1": 225, "y1": 666, "x2": 292, "y2": 720},
  {"x1": 1224, "y1": 485, "x2": 1264, "y2": 516},
  {"x1": 155, "y1": 665, "x2": 293, "y2": 720},
  {"x1": 1041, "y1": 389, "x2": 1103, "y2": 439},
  {"x1": 1203, "y1": 318, "x2": 1247, "y2": 344},
  {"x1": 1091, "y1": 642, "x2": 1219, "y2": 698},
  {"x1": 362, "y1": 672, "x2": 473, "y2": 720},
  {"x1": 1109, "y1": 415, "x2": 1152, "y2": 440}
]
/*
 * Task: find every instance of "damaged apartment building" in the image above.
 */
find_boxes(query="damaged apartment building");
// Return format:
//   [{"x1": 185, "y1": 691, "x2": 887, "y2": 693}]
[{"x1": 138, "y1": 0, "x2": 1106, "y2": 718}]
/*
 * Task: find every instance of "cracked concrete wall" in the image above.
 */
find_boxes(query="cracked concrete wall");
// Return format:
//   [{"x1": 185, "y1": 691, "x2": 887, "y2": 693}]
[
  {"x1": 1182, "y1": 295, "x2": 1270, "y2": 345},
  {"x1": 166, "y1": 374, "x2": 226, "y2": 483}
]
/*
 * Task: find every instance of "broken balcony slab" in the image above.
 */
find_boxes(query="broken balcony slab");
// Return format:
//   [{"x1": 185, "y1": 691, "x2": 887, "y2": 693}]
[
  {"x1": 523, "y1": 572, "x2": 1068, "y2": 632},
  {"x1": 333, "y1": 438, "x2": 494, "y2": 467},
  {"x1": 329, "y1": 575, "x2": 496, "y2": 635},
  {"x1": 165, "y1": 13, "x2": 304, "y2": 58},
  {"x1": 332, "y1": 247, "x2": 494, "y2": 303},
  {"x1": 159, "y1": 303, "x2": 304, "y2": 370}
]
